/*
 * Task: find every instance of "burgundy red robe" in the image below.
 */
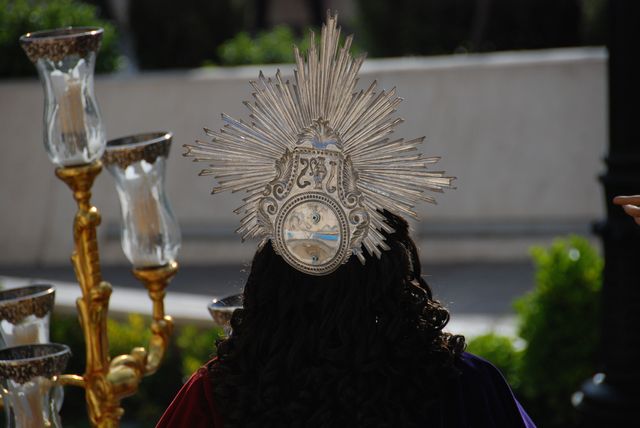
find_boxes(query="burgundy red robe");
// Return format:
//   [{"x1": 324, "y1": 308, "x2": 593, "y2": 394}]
[{"x1": 157, "y1": 352, "x2": 535, "y2": 427}]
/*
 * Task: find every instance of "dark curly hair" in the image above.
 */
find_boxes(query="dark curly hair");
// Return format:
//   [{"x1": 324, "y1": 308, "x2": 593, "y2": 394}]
[{"x1": 210, "y1": 212, "x2": 465, "y2": 427}]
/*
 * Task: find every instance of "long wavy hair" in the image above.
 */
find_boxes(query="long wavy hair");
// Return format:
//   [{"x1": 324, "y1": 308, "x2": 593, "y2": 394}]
[{"x1": 210, "y1": 211, "x2": 466, "y2": 427}]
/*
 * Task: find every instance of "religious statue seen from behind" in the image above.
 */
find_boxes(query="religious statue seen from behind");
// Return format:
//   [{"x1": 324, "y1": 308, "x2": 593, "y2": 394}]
[{"x1": 157, "y1": 12, "x2": 535, "y2": 428}]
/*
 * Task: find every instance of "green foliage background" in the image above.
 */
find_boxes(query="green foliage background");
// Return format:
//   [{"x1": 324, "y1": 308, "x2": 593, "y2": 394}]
[
  {"x1": 0, "y1": 0, "x2": 121, "y2": 78},
  {"x1": 468, "y1": 236, "x2": 603, "y2": 428},
  {"x1": 217, "y1": 26, "x2": 306, "y2": 66},
  {"x1": 216, "y1": 26, "x2": 363, "y2": 67},
  {"x1": 515, "y1": 236, "x2": 603, "y2": 427}
]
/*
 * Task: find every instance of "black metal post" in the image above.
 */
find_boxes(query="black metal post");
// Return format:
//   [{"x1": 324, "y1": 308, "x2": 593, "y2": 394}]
[{"x1": 575, "y1": 0, "x2": 640, "y2": 425}]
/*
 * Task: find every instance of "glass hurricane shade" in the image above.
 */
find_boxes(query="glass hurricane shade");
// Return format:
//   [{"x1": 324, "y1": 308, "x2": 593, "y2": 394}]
[
  {"x1": 0, "y1": 343, "x2": 70, "y2": 428},
  {"x1": 103, "y1": 132, "x2": 181, "y2": 268},
  {"x1": 0, "y1": 285, "x2": 55, "y2": 349},
  {"x1": 208, "y1": 294, "x2": 243, "y2": 336},
  {"x1": 20, "y1": 27, "x2": 106, "y2": 167}
]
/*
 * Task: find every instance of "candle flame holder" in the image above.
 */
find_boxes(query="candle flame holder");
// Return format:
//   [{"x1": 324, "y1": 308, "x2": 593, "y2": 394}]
[
  {"x1": 208, "y1": 294, "x2": 243, "y2": 337},
  {"x1": 0, "y1": 343, "x2": 71, "y2": 428},
  {"x1": 0, "y1": 284, "x2": 55, "y2": 348}
]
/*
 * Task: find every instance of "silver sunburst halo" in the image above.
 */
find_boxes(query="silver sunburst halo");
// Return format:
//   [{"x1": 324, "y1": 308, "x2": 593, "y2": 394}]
[{"x1": 184, "y1": 12, "x2": 454, "y2": 275}]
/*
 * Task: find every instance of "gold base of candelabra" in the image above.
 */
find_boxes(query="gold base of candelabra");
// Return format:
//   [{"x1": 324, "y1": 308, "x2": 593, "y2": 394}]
[{"x1": 55, "y1": 161, "x2": 176, "y2": 428}]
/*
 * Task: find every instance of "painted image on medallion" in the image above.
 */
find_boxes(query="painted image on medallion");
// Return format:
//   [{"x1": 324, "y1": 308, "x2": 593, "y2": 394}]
[{"x1": 283, "y1": 201, "x2": 341, "y2": 265}]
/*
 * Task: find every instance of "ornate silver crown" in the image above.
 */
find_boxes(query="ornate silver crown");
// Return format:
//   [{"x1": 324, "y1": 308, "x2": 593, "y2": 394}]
[{"x1": 185, "y1": 13, "x2": 454, "y2": 275}]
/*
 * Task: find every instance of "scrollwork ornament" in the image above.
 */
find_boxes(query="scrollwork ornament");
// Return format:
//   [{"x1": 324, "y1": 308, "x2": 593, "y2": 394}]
[
  {"x1": 256, "y1": 196, "x2": 278, "y2": 236},
  {"x1": 349, "y1": 209, "x2": 369, "y2": 245},
  {"x1": 272, "y1": 150, "x2": 295, "y2": 200},
  {"x1": 326, "y1": 160, "x2": 338, "y2": 194},
  {"x1": 339, "y1": 158, "x2": 361, "y2": 209}
]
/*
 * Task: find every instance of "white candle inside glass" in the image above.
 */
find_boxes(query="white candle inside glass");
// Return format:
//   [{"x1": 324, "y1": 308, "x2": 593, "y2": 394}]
[
  {"x1": 121, "y1": 161, "x2": 163, "y2": 266},
  {"x1": 4, "y1": 322, "x2": 40, "y2": 347},
  {"x1": 0, "y1": 314, "x2": 50, "y2": 348},
  {"x1": 61, "y1": 78, "x2": 86, "y2": 154},
  {"x1": 6, "y1": 378, "x2": 52, "y2": 428},
  {"x1": 51, "y1": 71, "x2": 87, "y2": 160}
]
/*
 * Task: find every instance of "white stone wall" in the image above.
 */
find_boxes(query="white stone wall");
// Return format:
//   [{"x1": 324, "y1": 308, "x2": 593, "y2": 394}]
[{"x1": 0, "y1": 48, "x2": 607, "y2": 265}]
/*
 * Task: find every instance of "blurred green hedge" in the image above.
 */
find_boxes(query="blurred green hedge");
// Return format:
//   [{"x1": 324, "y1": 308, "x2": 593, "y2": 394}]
[
  {"x1": 468, "y1": 236, "x2": 603, "y2": 428},
  {"x1": 216, "y1": 26, "x2": 361, "y2": 67},
  {"x1": 515, "y1": 236, "x2": 603, "y2": 427},
  {"x1": 51, "y1": 313, "x2": 222, "y2": 428},
  {"x1": 0, "y1": 0, "x2": 121, "y2": 78},
  {"x1": 217, "y1": 26, "x2": 304, "y2": 66}
]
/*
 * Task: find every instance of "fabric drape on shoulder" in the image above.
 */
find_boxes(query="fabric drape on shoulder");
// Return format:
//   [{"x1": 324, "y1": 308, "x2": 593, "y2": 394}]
[
  {"x1": 444, "y1": 353, "x2": 536, "y2": 428},
  {"x1": 156, "y1": 363, "x2": 223, "y2": 428},
  {"x1": 156, "y1": 353, "x2": 535, "y2": 427}
]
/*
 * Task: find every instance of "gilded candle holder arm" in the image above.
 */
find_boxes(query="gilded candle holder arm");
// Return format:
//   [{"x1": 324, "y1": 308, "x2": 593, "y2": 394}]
[
  {"x1": 54, "y1": 161, "x2": 131, "y2": 425},
  {"x1": 130, "y1": 262, "x2": 177, "y2": 375}
]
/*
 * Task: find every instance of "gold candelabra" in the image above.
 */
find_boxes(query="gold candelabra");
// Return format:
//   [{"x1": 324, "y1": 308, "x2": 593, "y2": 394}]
[
  {"x1": 19, "y1": 28, "x2": 180, "y2": 427},
  {"x1": 53, "y1": 162, "x2": 176, "y2": 426}
]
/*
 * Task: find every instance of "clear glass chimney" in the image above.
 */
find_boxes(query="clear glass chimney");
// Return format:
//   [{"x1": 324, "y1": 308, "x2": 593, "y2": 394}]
[
  {"x1": 0, "y1": 285, "x2": 55, "y2": 349},
  {"x1": 0, "y1": 343, "x2": 70, "y2": 428},
  {"x1": 103, "y1": 132, "x2": 181, "y2": 268},
  {"x1": 20, "y1": 27, "x2": 106, "y2": 167},
  {"x1": 208, "y1": 294, "x2": 243, "y2": 337}
]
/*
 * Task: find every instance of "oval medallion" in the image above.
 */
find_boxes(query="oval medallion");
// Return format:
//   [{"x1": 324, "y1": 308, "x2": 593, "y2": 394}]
[{"x1": 275, "y1": 193, "x2": 349, "y2": 275}]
